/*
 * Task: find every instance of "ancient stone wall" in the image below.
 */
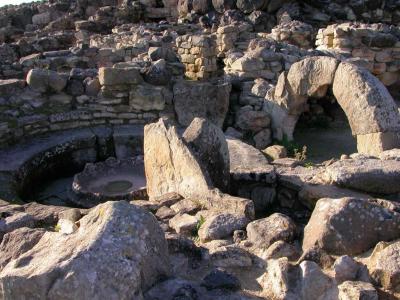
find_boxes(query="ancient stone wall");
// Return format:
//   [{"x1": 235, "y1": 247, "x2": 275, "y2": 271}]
[
  {"x1": 176, "y1": 33, "x2": 219, "y2": 80},
  {"x1": 0, "y1": 68, "x2": 169, "y2": 147},
  {"x1": 316, "y1": 23, "x2": 400, "y2": 86}
]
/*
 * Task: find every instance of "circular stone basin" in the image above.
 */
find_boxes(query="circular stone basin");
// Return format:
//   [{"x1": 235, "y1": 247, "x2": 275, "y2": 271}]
[{"x1": 69, "y1": 157, "x2": 147, "y2": 208}]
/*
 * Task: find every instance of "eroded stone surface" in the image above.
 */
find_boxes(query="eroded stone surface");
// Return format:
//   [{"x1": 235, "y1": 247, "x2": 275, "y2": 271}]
[
  {"x1": 303, "y1": 197, "x2": 400, "y2": 255},
  {"x1": 0, "y1": 201, "x2": 169, "y2": 299}
]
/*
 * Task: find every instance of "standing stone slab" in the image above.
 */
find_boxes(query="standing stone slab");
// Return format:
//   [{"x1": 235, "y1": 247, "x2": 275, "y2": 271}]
[
  {"x1": 144, "y1": 118, "x2": 212, "y2": 200},
  {"x1": 183, "y1": 117, "x2": 230, "y2": 192}
]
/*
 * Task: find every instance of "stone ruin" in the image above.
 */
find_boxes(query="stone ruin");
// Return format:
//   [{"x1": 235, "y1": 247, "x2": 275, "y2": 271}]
[{"x1": 0, "y1": 0, "x2": 400, "y2": 299}]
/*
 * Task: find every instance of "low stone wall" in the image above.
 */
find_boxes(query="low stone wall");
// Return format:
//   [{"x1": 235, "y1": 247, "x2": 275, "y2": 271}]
[
  {"x1": 0, "y1": 68, "x2": 167, "y2": 147},
  {"x1": 316, "y1": 23, "x2": 400, "y2": 86},
  {"x1": 0, "y1": 65, "x2": 231, "y2": 148}
]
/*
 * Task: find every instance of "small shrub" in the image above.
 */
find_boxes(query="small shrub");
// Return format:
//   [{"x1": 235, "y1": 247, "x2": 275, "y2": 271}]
[
  {"x1": 276, "y1": 135, "x2": 307, "y2": 160},
  {"x1": 294, "y1": 145, "x2": 307, "y2": 161}
]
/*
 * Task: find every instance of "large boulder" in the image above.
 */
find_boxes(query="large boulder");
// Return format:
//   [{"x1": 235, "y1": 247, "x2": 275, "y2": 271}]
[
  {"x1": 0, "y1": 201, "x2": 169, "y2": 299},
  {"x1": 183, "y1": 118, "x2": 230, "y2": 192},
  {"x1": 144, "y1": 118, "x2": 212, "y2": 200},
  {"x1": 316, "y1": 157, "x2": 400, "y2": 194},
  {"x1": 173, "y1": 80, "x2": 231, "y2": 128},
  {"x1": 26, "y1": 69, "x2": 67, "y2": 93},
  {"x1": 303, "y1": 197, "x2": 400, "y2": 255}
]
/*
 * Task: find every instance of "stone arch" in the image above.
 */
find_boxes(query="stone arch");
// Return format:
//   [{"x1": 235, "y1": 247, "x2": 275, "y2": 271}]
[{"x1": 267, "y1": 56, "x2": 400, "y2": 156}]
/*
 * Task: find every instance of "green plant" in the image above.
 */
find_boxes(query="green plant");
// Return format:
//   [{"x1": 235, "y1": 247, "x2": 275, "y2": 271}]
[
  {"x1": 275, "y1": 135, "x2": 307, "y2": 160},
  {"x1": 191, "y1": 215, "x2": 206, "y2": 240},
  {"x1": 303, "y1": 161, "x2": 314, "y2": 168}
]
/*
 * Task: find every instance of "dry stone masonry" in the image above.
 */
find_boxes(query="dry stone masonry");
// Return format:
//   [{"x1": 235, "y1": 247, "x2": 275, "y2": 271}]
[{"x1": 0, "y1": 0, "x2": 400, "y2": 299}]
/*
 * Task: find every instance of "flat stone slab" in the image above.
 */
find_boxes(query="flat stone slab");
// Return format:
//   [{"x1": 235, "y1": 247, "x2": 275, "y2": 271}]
[
  {"x1": 227, "y1": 138, "x2": 276, "y2": 184},
  {"x1": 315, "y1": 158, "x2": 400, "y2": 195}
]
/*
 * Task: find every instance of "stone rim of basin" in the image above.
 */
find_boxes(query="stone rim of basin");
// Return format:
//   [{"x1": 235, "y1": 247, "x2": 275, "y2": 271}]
[{"x1": 70, "y1": 156, "x2": 147, "y2": 208}]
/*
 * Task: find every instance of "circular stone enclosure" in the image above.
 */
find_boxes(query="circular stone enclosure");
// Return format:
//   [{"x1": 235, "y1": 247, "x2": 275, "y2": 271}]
[{"x1": 70, "y1": 157, "x2": 147, "y2": 208}]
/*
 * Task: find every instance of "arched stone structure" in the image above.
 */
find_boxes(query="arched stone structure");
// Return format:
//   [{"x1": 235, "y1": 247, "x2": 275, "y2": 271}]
[{"x1": 266, "y1": 56, "x2": 400, "y2": 156}]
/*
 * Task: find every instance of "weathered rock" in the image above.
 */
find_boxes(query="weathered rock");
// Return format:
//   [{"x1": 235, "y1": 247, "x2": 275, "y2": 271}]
[
  {"x1": 144, "y1": 278, "x2": 208, "y2": 300},
  {"x1": 298, "y1": 183, "x2": 371, "y2": 210},
  {"x1": 56, "y1": 217, "x2": 78, "y2": 234},
  {"x1": 260, "y1": 240, "x2": 299, "y2": 261},
  {"x1": 202, "y1": 268, "x2": 241, "y2": 291},
  {"x1": 169, "y1": 213, "x2": 198, "y2": 235},
  {"x1": 316, "y1": 158, "x2": 400, "y2": 194},
  {"x1": 0, "y1": 201, "x2": 169, "y2": 299},
  {"x1": 235, "y1": 107, "x2": 271, "y2": 133},
  {"x1": 246, "y1": 213, "x2": 296, "y2": 248},
  {"x1": 253, "y1": 128, "x2": 272, "y2": 149},
  {"x1": 333, "y1": 255, "x2": 360, "y2": 283},
  {"x1": 129, "y1": 83, "x2": 168, "y2": 111},
  {"x1": 379, "y1": 148, "x2": 400, "y2": 161},
  {"x1": 257, "y1": 258, "x2": 298, "y2": 299},
  {"x1": 0, "y1": 227, "x2": 45, "y2": 271},
  {"x1": 332, "y1": 62, "x2": 400, "y2": 154},
  {"x1": 338, "y1": 281, "x2": 378, "y2": 300},
  {"x1": 170, "y1": 198, "x2": 201, "y2": 215},
  {"x1": 144, "y1": 119, "x2": 212, "y2": 199},
  {"x1": 198, "y1": 213, "x2": 249, "y2": 242},
  {"x1": 148, "y1": 47, "x2": 179, "y2": 63},
  {"x1": 258, "y1": 258, "x2": 336, "y2": 300},
  {"x1": 173, "y1": 80, "x2": 231, "y2": 128},
  {"x1": 26, "y1": 69, "x2": 67, "y2": 93},
  {"x1": 183, "y1": 117, "x2": 230, "y2": 192},
  {"x1": 367, "y1": 240, "x2": 400, "y2": 292},
  {"x1": 227, "y1": 137, "x2": 276, "y2": 184},
  {"x1": 263, "y1": 145, "x2": 287, "y2": 161},
  {"x1": 143, "y1": 59, "x2": 171, "y2": 86},
  {"x1": 236, "y1": 0, "x2": 266, "y2": 14},
  {"x1": 210, "y1": 245, "x2": 253, "y2": 268},
  {"x1": 303, "y1": 197, "x2": 400, "y2": 255},
  {"x1": 99, "y1": 67, "x2": 143, "y2": 86},
  {"x1": 155, "y1": 206, "x2": 176, "y2": 219},
  {"x1": 192, "y1": 0, "x2": 212, "y2": 14},
  {"x1": 212, "y1": 0, "x2": 235, "y2": 13},
  {"x1": 299, "y1": 260, "x2": 336, "y2": 300},
  {"x1": 231, "y1": 56, "x2": 265, "y2": 72},
  {"x1": 0, "y1": 212, "x2": 35, "y2": 241}
]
